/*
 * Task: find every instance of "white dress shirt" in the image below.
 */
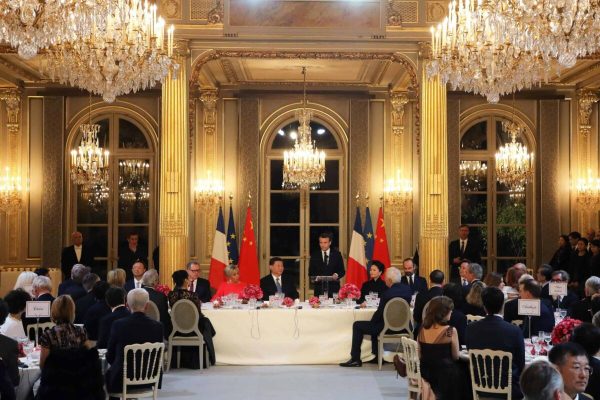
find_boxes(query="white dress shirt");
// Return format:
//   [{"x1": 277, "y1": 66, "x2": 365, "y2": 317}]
[
  {"x1": 74, "y1": 244, "x2": 82, "y2": 262},
  {"x1": 0, "y1": 315, "x2": 26, "y2": 339},
  {"x1": 134, "y1": 278, "x2": 143, "y2": 289}
]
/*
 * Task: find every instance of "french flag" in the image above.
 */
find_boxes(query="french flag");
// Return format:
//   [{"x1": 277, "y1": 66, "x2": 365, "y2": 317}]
[
  {"x1": 208, "y1": 206, "x2": 228, "y2": 289},
  {"x1": 346, "y1": 207, "x2": 368, "y2": 287}
]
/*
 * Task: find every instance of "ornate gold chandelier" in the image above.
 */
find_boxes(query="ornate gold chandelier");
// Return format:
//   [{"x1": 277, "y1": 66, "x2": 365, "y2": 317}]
[
  {"x1": 283, "y1": 67, "x2": 326, "y2": 190},
  {"x1": 384, "y1": 170, "x2": 413, "y2": 214},
  {"x1": 495, "y1": 120, "x2": 534, "y2": 190},
  {"x1": 0, "y1": 167, "x2": 24, "y2": 213},
  {"x1": 43, "y1": 0, "x2": 177, "y2": 103},
  {"x1": 70, "y1": 97, "x2": 109, "y2": 187},
  {"x1": 0, "y1": 0, "x2": 112, "y2": 59}
]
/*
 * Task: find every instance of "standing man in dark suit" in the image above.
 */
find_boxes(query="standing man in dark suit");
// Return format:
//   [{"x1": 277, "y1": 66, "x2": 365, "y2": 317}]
[
  {"x1": 339, "y1": 267, "x2": 412, "y2": 367},
  {"x1": 260, "y1": 257, "x2": 299, "y2": 300},
  {"x1": 186, "y1": 261, "x2": 211, "y2": 303},
  {"x1": 97, "y1": 287, "x2": 130, "y2": 349},
  {"x1": 106, "y1": 288, "x2": 164, "y2": 395},
  {"x1": 117, "y1": 232, "x2": 148, "y2": 281},
  {"x1": 61, "y1": 231, "x2": 95, "y2": 279},
  {"x1": 141, "y1": 269, "x2": 172, "y2": 338},
  {"x1": 413, "y1": 269, "x2": 444, "y2": 326},
  {"x1": 309, "y1": 232, "x2": 345, "y2": 297},
  {"x1": 400, "y1": 258, "x2": 428, "y2": 294},
  {"x1": 449, "y1": 224, "x2": 482, "y2": 283},
  {"x1": 466, "y1": 287, "x2": 525, "y2": 399}
]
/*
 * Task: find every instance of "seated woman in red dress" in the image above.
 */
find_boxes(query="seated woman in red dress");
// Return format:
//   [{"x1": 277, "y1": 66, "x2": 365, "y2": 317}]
[{"x1": 212, "y1": 265, "x2": 247, "y2": 301}]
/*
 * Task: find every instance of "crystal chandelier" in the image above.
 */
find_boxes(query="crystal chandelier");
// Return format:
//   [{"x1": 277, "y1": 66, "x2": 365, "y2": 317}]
[
  {"x1": 119, "y1": 160, "x2": 149, "y2": 193},
  {"x1": 43, "y1": 0, "x2": 177, "y2": 103},
  {"x1": 0, "y1": 167, "x2": 24, "y2": 213},
  {"x1": 460, "y1": 160, "x2": 487, "y2": 191},
  {"x1": 384, "y1": 170, "x2": 413, "y2": 214},
  {"x1": 0, "y1": 0, "x2": 112, "y2": 59},
  {"x1": 495, "y1": 119, "x2": 534, "y2": 190},
  {"x1": 194, "y1": 171, "x2": 223, "y2": 208},
  {"x1": 574, "y1": 170, "x2": 600, "y2": 212},
  {"x1": 70, "y1": 97, "x2": 109, "y2": 187},
  {"x1": 283, "y1": 67, "x2": 326, "y2": 190}
]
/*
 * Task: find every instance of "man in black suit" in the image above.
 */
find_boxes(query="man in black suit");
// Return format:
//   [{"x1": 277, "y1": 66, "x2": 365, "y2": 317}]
[
  {"x1": 309, "y1": 232, "x2": 345, "y2": 297},
  {"x1": 569, "y1": 276, "x2": 600, "y2": 323},
  {"x1": 61, "y1": 231, "x2": 95, "y2": 279},
  {"x1": 58, "y1": 264, "x2": 89, "y2": 301},
  {"x1": 520, "y1": 361, "x2": 564, "y2": 400},
  {"x1": 106, "y1": 288, "x2": 164, "y2": 394},
  {"x1": 413, "y1": 269, "x2": 444, "y2": 326},
  {"x1": 548, "y1": 270, "x2": 579, "y2": 311},
  {"x1": 186, "y1": 261, "x2": 211, "y2": 303},
  {"x1": 538, "y1": 264, "x2": 553, "y2": 301},
  {"x1": 400, "y1": 258, "x2": 428, "y2": 294},
  {"x1": 260, "y1": 257, "x2": 299, "y2": 300},
  {"x1": 141, "y1": 269, "x2": 172, "y2": 338},
  {"x1": 570, "y1": 323, "x2": 600, "y2": 400},
  {"x1": 74, "y1": 273, "x2": 100, "y2": 323},
  {"x1": 462, "y1": 262, "x2": 483, "y2": 298},
  {"x1": 549, "y1": 343, "x2": 594, "y2": 400},
  {"x1": 503, "y1": 278, "x2": 555, "y2": 337},
  {"x1": 124, "y1": 261, "x2": 147, "y2": 292},
  {"x1": 97, "y1": 287, "x2": 130, "y2": 349},
  {"x1": 339, "y1": 267, "x2": 412, "y2": 367},
  {"x1": 25, "y1": 275, "x2": 55, "y2": 329},
  {"x1": 117, "y1": 232, "x2": 148, "y2": 281},
  {"x1": 83, "y1": 281, "x2": 111, "y2": 340},
  {"x1": 466, "y1": 287, "x2": 525, "y2": 399},
  {"x1": 449, "y1": 224, "x2": 482, "y2": 282}
]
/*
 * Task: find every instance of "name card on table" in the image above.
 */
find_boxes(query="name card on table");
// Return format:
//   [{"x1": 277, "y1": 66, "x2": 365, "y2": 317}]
[
  {"x1": 518, "y1": 299, "x2": 541, "y2": 317},
  {"x1": 26, "y1": 301, "x2": 51, "y2": 318},
  {"x1": 549, "y1": 282, "x2": 568, "y2": 297}
]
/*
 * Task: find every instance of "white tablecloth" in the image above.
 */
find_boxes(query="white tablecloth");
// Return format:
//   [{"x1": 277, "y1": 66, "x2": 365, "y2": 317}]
[
  {"x1": 17, "y1": 363, "x2": 40, "y2": 400},
  {"x1": 203, "y1": 305, "x2": 376, "y2": 365}
]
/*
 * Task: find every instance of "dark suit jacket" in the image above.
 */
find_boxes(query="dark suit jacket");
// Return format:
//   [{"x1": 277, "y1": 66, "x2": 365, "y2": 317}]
[
  {"x1": 503, "y1": 298, "x2": 555, "y2": 336},
  {"x1": 466, "y1": 315, "x2": 525, "y2": 399},
  {"x1": 586, "y1": 355, "x2": 600, "y2": 400},
  {"x1": 74, "y1": 292, "x2": 95, "y2": 324},
  {"x1": 83, "y1": 301, "x2": 111, "y2": 340},
  {"x1": 308, "y1": 248, "x2": 345, "y2": 296},
  {"x1": 58, "y1": 279, "x2": 87, "y2": 301},
  {"x1": 569, "y1": 297, "x2": 595, "y2": 323},
  {"x1": 105, "y1": 312, "x2": 163, "y2": 393},
  {"x1": 61, "y1": 244, "x2": 95, "y2": 278},
  {"x1": 124, "y1": 279, "x2": 143, "y2": 293},
  {"x1": 189, "y1": 278, "x2": 212, "y2": 303},
  {"x1": 449, "y1": 309, "x2": 467, "y2": 347},
  {"x1": 96, "y1": 306, "x2": 130, "y2": 349},
  {"x1": 0, "y1": 334, "x2": 18, "y2": 386},
  {"x1": 413, "y1": 286, "x2": 444, "y2": 324},
  {"x1": 370, "y1": 283, "x2": 413, "y2": 332},
  {"x1": 143, "y1": 287, "x2": 172, "y2": 338},
  {"x1": 400, "y1": 274, "x2": 428, "y2": 294},
  {"x1": 260, "y1": 274, "x2": 299, "y2": 300},
  {"x1": 358, "y1": 278, "x2": 387, "y2": 303},
  {"x1": 449, "y1": 238, "x2": 482, "y2": 281}
]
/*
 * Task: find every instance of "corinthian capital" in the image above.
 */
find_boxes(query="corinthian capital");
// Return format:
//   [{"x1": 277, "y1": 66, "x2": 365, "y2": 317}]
[
  {"x1": 200, "y1": 89, "x2": 219, "y2": 131},
  {"x1": 0, "y1": 88, "x2": 22, "y2": 134},
  {"x1": 390, "y1": 91, "x2": 410, "y2": 136},
  {"x1": 578, "y1": 89, "x2": 599, "y2": 137}
]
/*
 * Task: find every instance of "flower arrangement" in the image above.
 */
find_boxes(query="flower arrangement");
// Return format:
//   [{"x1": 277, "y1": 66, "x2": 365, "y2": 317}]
[
  {"x1": 338, "y1": 283, "x2": 361, "y2": 300},
  {"x1": 309, "y1": 296, "x2": 321, "y2": 308},
  {"x1": 154, "y1": 284, "x2": 171, "y2": 297},
  {"x1": 282, "y1": 297, "x2": 294, "y2": 307},
  {"x1": 551, "y1": 317, "x2": 582, "y2": 345},
  {"x1": 242, "y1": 284, "x2": 264, "y2": 300}
]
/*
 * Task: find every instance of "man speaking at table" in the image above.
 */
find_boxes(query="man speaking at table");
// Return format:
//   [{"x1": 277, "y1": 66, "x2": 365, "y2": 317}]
[
  {"x1": 261, "y1": 257, "x2": 299, "y2": 300},
  {"x1": 309, "y1": 232, "x2": 345, "y2": 297}
]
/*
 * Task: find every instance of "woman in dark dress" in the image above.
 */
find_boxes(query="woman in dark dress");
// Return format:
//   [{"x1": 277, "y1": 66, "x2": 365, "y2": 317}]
[
  {"x1": 168, "y1": 270, "x2": 216, "y2": 367},
  {"x1": 418, "y1": 296, "x2": 466, "y2": 400},
  {"x1": 570, "y1": 238, "x2": 591, "y2": 293},
  {"x1": 358, "y1": 260, "x2": 387, "y2": 304},
  {"x1": 549, "y1": 234, "x2": 572, "y2": 271}
]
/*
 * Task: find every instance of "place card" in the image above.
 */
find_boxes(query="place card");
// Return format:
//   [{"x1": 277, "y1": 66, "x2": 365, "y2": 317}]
[
  {"x1": 549, "y1": 282, "x2": 568, "y2": 297},
  {"x1": 25, "y1": 301, "x2": 51, "y2": 318},
  {"x1": 518, "y1": 299, "x2": 541, "y2": 316}
]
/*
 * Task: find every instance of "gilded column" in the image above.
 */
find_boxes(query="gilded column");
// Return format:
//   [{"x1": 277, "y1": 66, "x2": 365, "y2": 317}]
[
  {"x1": 419, "y1": 66, "x2": 448, "y2": 280},
  {"x1": 159, "y1": 47, "x2": 190, "y2": 285}
]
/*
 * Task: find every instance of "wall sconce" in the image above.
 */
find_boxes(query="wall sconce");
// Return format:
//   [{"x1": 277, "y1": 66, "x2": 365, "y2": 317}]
[
  {"x1": 574, "y1": 170, "x2": 600, "y2": 212},
  {"x1": 383, "y1": 170, "x2": 413, "y2": 214},
  {"x1": 194, "y1": 171, "x2": 223, "y2": 209},
  {"x1": 0, "y1": 166, "x2": 25, "y2": 213}
]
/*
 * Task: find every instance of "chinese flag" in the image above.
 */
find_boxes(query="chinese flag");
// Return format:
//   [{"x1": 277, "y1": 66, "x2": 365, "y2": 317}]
[
  {"x1": 238, "y1": 206, "x2": 260, "y2": 285},
  {"x1": 372, "y1": 207, "x2": 391, "y2": 269}
]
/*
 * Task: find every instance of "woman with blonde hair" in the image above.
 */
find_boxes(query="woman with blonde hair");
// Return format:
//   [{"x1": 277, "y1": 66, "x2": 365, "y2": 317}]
[
  {"x1": 14, "y1": 271, "x2": 37, "y2": 297},
  {"x1": 211, "y1": 265, "x2": 247, "y2": 301},
  {"x1": 107, "y1": 268, "x2": 126, "y2": 288},
  {"x1": 464, "y1": 280, "x2": 486, "y2": 316}
]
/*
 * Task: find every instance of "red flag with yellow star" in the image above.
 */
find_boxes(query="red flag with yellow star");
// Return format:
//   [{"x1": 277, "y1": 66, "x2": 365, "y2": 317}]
[
  {"x1": 372, "y1": 207, "x2": 391, "y2": 269},
  {"x1": 238, "y1": 206, "x2": 260, "y2": 285}
]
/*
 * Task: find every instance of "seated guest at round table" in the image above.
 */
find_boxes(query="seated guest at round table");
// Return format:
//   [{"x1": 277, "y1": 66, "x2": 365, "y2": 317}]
[
  {"x1": 107, "y1": 268, "x2": 126, "y2": 288},
  {"x1": 212, "y1": 265, "x2": 247, "y2": 301},
  {"x1": 168, "y1": 270, "x2": 216, "y2": 366},
  {"x1": 0, "y1": 289, "x2": 30, "y2": 339},
  {"x1": 463, "y1": 280, "x2": 486, "y2": 316},
  {"x1": 0, "y1": 298, "x2": 19, "y2": 390},
  {"x1": 358, "y1": 260, "x2": 387, "y2": 304},
  {"x1": 483, "y1": 272, "x2": 504, "y2": 290},
  {"x1": 570, "y1": 322, "x2": 600, "y2": 400},
  {"x1": 14, "y1": 272, "x2": 37, "y2": 297},
  {"x1": 260, "y1": 257, "x2": 299, "y2": 300}
]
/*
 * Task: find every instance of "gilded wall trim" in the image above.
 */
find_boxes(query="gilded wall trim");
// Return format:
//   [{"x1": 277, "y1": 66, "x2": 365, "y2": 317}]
[
  {"x1": 350, "y1": 99, "x2": 370, "y2": 226},
  {"x1": 239, "y1": 98, "x2": 260, "y2": 234}
]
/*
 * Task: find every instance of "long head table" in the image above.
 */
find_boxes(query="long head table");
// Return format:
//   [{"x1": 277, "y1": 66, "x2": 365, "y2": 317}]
[{"x1": 203, "y1": 305, "x2": 376, "y2": 365}]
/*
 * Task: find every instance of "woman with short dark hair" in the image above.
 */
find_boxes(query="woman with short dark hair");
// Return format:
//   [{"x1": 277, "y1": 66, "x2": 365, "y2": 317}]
[
  {"x1": 358, "y1": 260, "x2": 387, "y2": 304},
  {"x1": 0, "y1": 289, "x2": 30, "y2": 339}
]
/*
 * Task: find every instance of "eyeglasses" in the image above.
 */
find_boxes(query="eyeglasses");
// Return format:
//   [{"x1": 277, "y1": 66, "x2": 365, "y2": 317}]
[
  {"x1": 189, "y1": 269, "x2": 201, "y2": 272},
  {"x1": 570, "y1": 364, "x2": 593, "y2": 375}
]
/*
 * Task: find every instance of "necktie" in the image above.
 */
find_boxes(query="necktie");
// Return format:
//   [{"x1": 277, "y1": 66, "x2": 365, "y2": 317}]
[
  {"x1": 189, "y1": 280, "x2": 194, "y2": 292},
  {"x1": 409, "y1": 275, "x2": 413, "y2": 287},
  {"x1": 275, "y1": 277, "x2": 282, "y2": 293},
  {"x1": 462, "y1": 279, "x2": 468, "y2": 287},
  {"x1": 460, "y1": 240, "x2": 465, "y2": 254},
  {"x1": 324, "y1": 252, "x2": 329, "y2": 265}
]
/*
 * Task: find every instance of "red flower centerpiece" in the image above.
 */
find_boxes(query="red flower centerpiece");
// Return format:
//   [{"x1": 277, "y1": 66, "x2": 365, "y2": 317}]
[
  {"x1": 309, "y1": 296, "x2": 321, "y2": 308},
  {"x1": 242, "y1": 284, "x2": 264, "y2": 301},
  {"x1": 338, "y1": 283, "x2": 361, "y2": 301},
  {"x1": 154, "y1": 284, "x2": 171, "y2": 297},
  {"x1": 551, "y1": 317, "x2": 582, "y2": 345},
  {"x1": 282, "y1": 297, "x2": 294, "y2": 307}
]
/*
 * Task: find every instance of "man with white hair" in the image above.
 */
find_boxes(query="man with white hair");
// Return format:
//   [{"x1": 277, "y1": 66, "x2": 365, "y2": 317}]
[
  {"x1": 32, "y1": 276, "x2": 54, "y2": 303},
  {"x1": 105, "y1": 288, "x2": 163, "y2": 395},
  {"x1": 58, "y1": 264, "x2": 89, "y2": 300},
  {"x1": 569, "y1": 276, "x2": 600, "y2": 322},
  {"x1": 142, "y1": 269, "x2": 172, "y2": 338},
  {"x1": 340, "y1": 267, "x2": 412, "y2": 367},
  {"x1": 520, "y1": 361, "x2": 565, "y2": 400}
]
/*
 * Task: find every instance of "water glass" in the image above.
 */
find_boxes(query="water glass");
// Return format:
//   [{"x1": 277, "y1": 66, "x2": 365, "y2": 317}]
[{"x1": 333, "y1": 293, "x2": 339, "y2": 303}]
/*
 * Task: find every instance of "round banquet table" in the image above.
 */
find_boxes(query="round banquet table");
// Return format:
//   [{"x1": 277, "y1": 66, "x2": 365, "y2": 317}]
[{"x1": 203, "y1": 304, "x2": 377, "y2": 365}]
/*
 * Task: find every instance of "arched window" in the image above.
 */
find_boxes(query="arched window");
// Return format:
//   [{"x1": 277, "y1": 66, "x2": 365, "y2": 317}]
[
  {"x1": 68, "y1": 112, "x2": 157, "y2": 277},
  {"x1": 460, "y1": 116, "x2": 534, "y2": 274}
]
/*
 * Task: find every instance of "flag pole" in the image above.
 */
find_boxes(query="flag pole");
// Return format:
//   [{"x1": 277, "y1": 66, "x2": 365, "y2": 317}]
[
  {"x1": 247, "y1": 191, "x2": 251, "y2": 207},
  {"x1": 355, "y1": 191, "x2": 360, "y2": 207}
]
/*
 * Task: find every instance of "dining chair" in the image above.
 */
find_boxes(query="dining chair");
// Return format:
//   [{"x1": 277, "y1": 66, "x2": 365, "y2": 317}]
[
  {"x1": 144, "y1": 301, "x2": 160, "y2": 322},
  {"x1": 107, "y1": 342, "x2": 164, "y2": 400},
  {"x1": 468, "y1": 349, "x2": 513, "y2": 400},
  {"x1": 377, "y1": 297, "x2": 413, "y2": 370},
  {"x1": 166, "y1": 299, "x2": 208, "y2": 372},
  {"x1": 26, "y1": 322, "x2": 55, "y2": 346},
  {"x1": 401, "y1": 337, "x2": 422, "y2": 399},
  {"x1": 466, "y1": 314, "x2": 484, "y2": 324}
]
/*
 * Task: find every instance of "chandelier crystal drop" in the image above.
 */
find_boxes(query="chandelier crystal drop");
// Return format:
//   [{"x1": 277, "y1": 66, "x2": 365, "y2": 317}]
[
  {"x1": 495, "y1": 120, "x2": 534, "y2": 190},
  {"x1": 43, "y1": 0, "x2": 177, "y2": 103},
  {"x1": 193, "y1": 170, "x2": 224, "y2": 208},
  {"x1": 283, "y1": 67, "x2": 326, "y2": 190},
  {"x1": 460, "y1": 160, "x2": 487, "y2": 191},
  {"x1": 0, "y1": 167, "x2": 24, "y2": 213},
  {"x1": 575, "y1": 170, "x2": 600, "y2": 212},
  {"x1": 383, "y1": 170, "x2": 413, "y2": 214},
  {"x1": 0, "y1": 0, "x2": 112, "y2": 59}
]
